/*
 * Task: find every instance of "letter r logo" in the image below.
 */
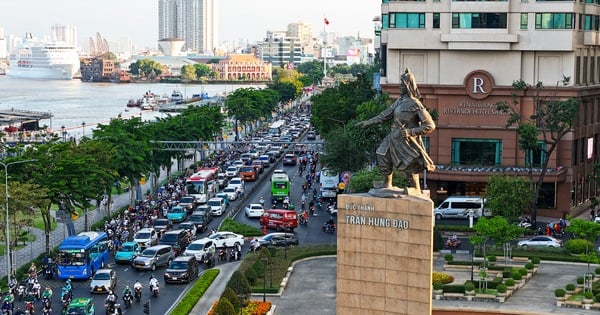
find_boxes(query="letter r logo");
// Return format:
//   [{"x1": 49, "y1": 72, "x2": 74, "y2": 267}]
[{"x1": 472, "y1": 77, "x2": 486, "y2": 94}]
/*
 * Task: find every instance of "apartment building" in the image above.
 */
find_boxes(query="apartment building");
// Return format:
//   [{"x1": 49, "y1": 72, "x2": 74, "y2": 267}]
[{"x1": 380, "y1": 0, "x2": 600, "y2": 217}]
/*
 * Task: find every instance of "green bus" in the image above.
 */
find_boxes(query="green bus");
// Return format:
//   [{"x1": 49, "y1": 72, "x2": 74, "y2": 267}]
[{"x1": 271, "y1": 173, "x2": 290, "y2": 201}]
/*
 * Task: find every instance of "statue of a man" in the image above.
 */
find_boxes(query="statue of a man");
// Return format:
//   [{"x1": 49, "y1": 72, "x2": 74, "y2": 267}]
[{"x1": 356, "y1": 68, "x2": 436, "y2": 192}]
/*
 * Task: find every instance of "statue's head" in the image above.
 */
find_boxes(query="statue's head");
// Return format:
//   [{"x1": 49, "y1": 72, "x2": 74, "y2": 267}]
[{"x1": 400, "y1": 68, "x2": 420, "y2": 99}]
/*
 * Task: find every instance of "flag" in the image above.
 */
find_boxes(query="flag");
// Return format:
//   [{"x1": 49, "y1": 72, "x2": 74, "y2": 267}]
[{"x1": 324, "y1": 18, "x2": 330, "y2": 25}]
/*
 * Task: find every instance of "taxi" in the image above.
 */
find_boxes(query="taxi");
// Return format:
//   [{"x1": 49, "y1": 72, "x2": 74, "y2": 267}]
[
  {"x1": 114, "y1": 241, "x2": 141, "y2": 264},
  {"x1": 66, "y1": 297, "x2": 95, "y2": 315}
]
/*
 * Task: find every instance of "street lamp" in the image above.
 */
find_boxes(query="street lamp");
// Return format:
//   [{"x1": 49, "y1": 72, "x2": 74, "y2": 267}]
[
  {"x1": 81, "y1": 122, "x2": 86, "y2": 138},
  {"x1": 261, "y1": 257, "x2": 268, "y2": 302},
  {"x1": 61, "y1": 126, "x2": 66, "y2": 142},
  {"x1": 1, "y1": 159, "x2": 37, "y2": 278},
  {"x1": 327, "y1": 117, "x2": 346, "y2": 132}
]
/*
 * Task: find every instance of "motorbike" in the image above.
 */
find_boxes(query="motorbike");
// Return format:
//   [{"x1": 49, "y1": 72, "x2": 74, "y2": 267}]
[
  {"x1": 322, "y1": 222, "x2": 336, "y2": 233},
  {"x1": 134, "y1": 287, "x2": 142, "y2": 303},
  {"x1": 41, "y1": 296, "x2": 51, "y2": 310},
  {"x1": 16, "y1": 283, "x2": 25, "y2": 301},
  {"x1": 298, "y1": 214, "x2": 308, "y2": 225},
  {"x1": 122, "y1": 292, "x2": 133, "y2": 309},
  {"x1": 203, "y1": 253, "x2": 215, "y2": 268},
  {"x1": 446, "y1": 238, "x2": 461, "y2": 248},
  {"x1": 150, "y1": 284, "x2": 159, "y2": 297},
  {"x1": 24, "y1": 301, "x2": 34, "y2": 314},
  {"x1": 104, "y1": 302, "x2": 121, "y2": 315},
  {"x1": 218, "y1": 249, "x2": 227, "y2": 262},
  {"x1": 229, "y1": 249, "x2": 240, "y2": 262},
  {"x1": 61, "y1": 295, "x2": 71, "y2": 315}
]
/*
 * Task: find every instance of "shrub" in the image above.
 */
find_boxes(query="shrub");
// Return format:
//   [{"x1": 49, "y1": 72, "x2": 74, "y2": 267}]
[
  {"x1": 502, "y1": 270, "x2": 513, "y2": 278},
  {"x1": 566, "y1": 283, "x2": 576, "y2": 291},
  {"x1": 593, "y1": 280, "x2": 600, "y2": 295},
  {"x1": 220, "y1": 287, "x2": 241, "y2": 312},
  {"x1": 433, "y1": 282, "x2": 443, "y2": 290},
  {"x1": 464, "y1": 282, "x2": 475, "y2": 292},
  {"x1": 251, "y1": 259, "x2": 266, "y2": 278},
  {"x1": 432, "y1": 272, "x2": 454, "y2": 285},
  {"x1": 442, "y1": 284, "x2": 466, "y2": 293},
  {"x1": 244, "y1": 267, "x2": 257, "y2": 286},
  {"x1": 518, "y1": 268, "x2": 528, "y2": 276},
  {"x1": 578, "y1": 276, "x2": 585, "y2": 285},
  {"x1": 433, "y1": 230, "x2": 444, "y2": 251},
  {"x1": 227, "y1": 271, "x2": 251, "y2": 297},
  {"x1": 505, "y1": 279, "x2": 515, "y2": 287},
  {"x1": 511, "y1": 272, "x2": 522, "y2": 281},
  {"x1": 496, "y1": 284, "x2": 507, "y2": 294},
  {"x1": 596, "y1": 267, "x2": 600, "y2": 275},
  {"x1": 595, "y1": 293, "x2": 600, "y2": 303},
  {"x1": 585, "y1": 291, "x2": 594, "y2": 299},
  {"x1": 214, "y1": 297, "x2": 235, "y2": 315},
  {"x1": 444, "y1": 254, "x2": 454, "y2": 262},
  {"x1": 487, "y1": 255, "x2": 497, "y2": 263},
  {"x1": 525, "y1": 262, "x2": 534, "y2": 270},
  {"x1": 493, "y1": 277, "x2": 503, "y2": 285},
  {"x1": 565, "y1": 239, "x2": 594, "y2": 255},
  {"x1": 531, "y1": 257, "x2": 541, "y2": 264},
  {"x1": 555, "y1": 288, "x2": 566, "y2": 297}
]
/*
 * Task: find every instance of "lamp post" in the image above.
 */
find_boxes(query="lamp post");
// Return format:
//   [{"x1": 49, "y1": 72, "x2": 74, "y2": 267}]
[
  {"x1": 81, "y1": 122, "x2": 86, "y2": 138},
  {"x1": 1, "y1": 159, "x2": 37, "y2": 278},
  {"x1": 237, "y1": 294, "x2": 245, "y2": 315},
  {"x1": 61, "y1": 126, "x2": 66, "y2": 142},
  {"x1": 326, "y1": 117, "x2": 346, "y2": 132},
  {"x1": 261, "y1": 257, "x2": 267, "y2": 302}
]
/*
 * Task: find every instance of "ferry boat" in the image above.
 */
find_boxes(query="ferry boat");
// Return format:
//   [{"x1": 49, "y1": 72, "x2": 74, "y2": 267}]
[{"x1": 7, "y1": 33, "x2": 80, "y2": 80}]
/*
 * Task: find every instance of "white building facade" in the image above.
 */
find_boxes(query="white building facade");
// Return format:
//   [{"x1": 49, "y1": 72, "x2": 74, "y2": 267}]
[{"x1": 158, "y1": 0, "x2": 216, "y2": 54}]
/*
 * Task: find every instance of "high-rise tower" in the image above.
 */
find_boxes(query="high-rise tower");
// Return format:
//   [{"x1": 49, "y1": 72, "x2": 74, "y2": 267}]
[{"x1": 158, "y1": 0, "x2": 215, "y2": 54}]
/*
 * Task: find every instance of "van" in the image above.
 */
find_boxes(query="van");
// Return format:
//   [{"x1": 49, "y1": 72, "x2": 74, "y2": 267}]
[
  {"x1": 132, "y1": 245, "x2": 175, "y2": 271},
  {"x1": 434, "y1": 196, "x2": 487, "y2": 220},
  {"x1": 159, "y1": 229, "x2": 188, "y2": 252},
  {"x1": 259, "y1": 209, "x2": 298, "y2": 231},
  {"x1": 164, "y1": 255, "x2": 199, "y2": 284}
]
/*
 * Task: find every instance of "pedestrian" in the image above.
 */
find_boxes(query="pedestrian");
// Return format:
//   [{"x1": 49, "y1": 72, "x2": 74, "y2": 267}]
[{"x1": 591, "y1": 208, "x2": 596, "y2": 221}]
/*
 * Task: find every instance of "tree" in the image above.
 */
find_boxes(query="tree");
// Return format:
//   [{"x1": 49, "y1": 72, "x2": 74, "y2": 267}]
[
  {"x1": 226, "y1": 270, "x2": 251, "y2": 297},
  {"x1": 566, "y1": 218, "x2": 600, "y2": 274},
  {"x1": 213, "y1": 297, "x2": 235, "y2": 315},
  {"x1": 470, "y1": 217, "x2": 523, "y2": 266},
  {"x1": 485, "y1": 175, "x2": 533, "y2": 223},
  {"x1": 497, "y1": 80, "x2": 578, "y2": 225},
  {"x1": 129, "y1": 59, "x2": 164, "y2": 77},
  {"x1": 180, "y1": 65, "x2": 197, "y2": 82},
  {"x1": 193, "y1": 64, "x2": 212, "y2": 79}
]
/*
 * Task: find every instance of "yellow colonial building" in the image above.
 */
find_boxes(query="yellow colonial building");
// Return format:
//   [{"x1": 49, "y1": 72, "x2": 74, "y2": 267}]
[{"x1": 212, "y1": 54, "x2": 272, "y2": 81}]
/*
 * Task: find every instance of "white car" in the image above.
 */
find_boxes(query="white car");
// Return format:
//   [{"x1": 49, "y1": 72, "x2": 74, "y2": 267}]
[
  {"x1": 207, "y1": 231, "x2": 245, "y2": 248},
  {"x1": 183, "y1": 238, "x2": 217, "y2": 261},
  {"x1": 208, "y1": 197, "x2": 226, "y2": 216},
  {"x1": 133, "y1": 228, "x2": 158, "y2": 248},
  {"x1": 222, "y1": 186, "x2": 238, "y2": 201},
  {"x1": 245, "y1": 203, "x2": 265, "y2": 218},
  {"x1": 517, "y1": 236, "x2": 562, "y2": 248},
  {"x1": 225, "y1": 166, "x2": 239, "y2": 178},
  {"x1": 228, "y1": 177, "x2": 244, "y2": 193}
]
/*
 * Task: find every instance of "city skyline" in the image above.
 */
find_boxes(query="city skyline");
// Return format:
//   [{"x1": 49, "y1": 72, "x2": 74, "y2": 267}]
[{"x1": 1, "y1": 0, "x2": 380, "y2": 50}]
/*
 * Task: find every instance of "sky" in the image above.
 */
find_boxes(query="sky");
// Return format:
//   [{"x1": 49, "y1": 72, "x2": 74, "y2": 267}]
[{"x1": 1, "y1": 0, "x2": 380, "y2": 49}]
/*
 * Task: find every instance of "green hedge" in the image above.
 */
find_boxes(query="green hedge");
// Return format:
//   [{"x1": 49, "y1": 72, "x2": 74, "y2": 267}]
[
  {"x1": 447, "y1": 260, "x2": 482, "y2": 266},
  {"x1": 170, "y1": 269, "x2": 220, "y2": 314},
  {"x1": 443, "y1": 284, "x2": 466, "y2": 293}
]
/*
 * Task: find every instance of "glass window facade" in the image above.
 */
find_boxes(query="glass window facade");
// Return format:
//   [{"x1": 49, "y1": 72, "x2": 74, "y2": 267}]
[
  {"x1": 535, "y1": 13, "x2": 574, "y2": 29},
  {"x1": 451, "y1": 138, "x2": 502, "y2": 165},
  {"x1": 521, "y1": 13, "x2": 528, "y2": 29},
  {"x1": 452, "y1": 13, "x2": 507, "y2": 28},
  {"x1": 526, "y1": 141, "x2": 547, "y2": 168},
  {"x1": 433, "y1": 13, "x2": 440, "y2": 29},
  {"x1": 389, "y1": 13, "x2": 426, "y2": 28}
]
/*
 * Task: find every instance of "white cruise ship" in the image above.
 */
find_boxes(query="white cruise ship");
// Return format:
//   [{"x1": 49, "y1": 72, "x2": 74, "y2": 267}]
[{"x1": 8, "y1": 35, "x2": 80, "y2": 80}]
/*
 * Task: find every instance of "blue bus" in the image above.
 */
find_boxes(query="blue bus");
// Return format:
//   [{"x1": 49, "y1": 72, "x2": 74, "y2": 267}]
[{"x1": 56, "y1": 231, "x2": 110, "y2": 280}]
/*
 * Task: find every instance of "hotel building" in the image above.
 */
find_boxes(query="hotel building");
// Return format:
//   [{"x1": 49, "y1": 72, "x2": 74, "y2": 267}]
[{"x1": 380, "y1": 0, "x2": 600, "y2": 218}]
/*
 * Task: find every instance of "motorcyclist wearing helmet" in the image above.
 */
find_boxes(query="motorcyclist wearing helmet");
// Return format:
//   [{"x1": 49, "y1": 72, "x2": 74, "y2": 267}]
[
  {"x1": 122, "y1": 285, "x2": 132, "y2": 297},
  {"x1": 149, "y1": 275, "x2": 159, "y2": 293}
]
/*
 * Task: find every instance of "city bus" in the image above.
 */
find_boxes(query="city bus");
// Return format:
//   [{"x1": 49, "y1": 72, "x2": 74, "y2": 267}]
[
  {"x1": 271, "y1": 173, "x2": 290, "y2": 202},
  {"x1": 268, "y1": 120, "x2": 286, "y2": 137},
  {"x1": 56, "y1": 231, "x2": 110, "y2": 280},
  {"x1": 185, "y1": 167, "x2": 218, "y2": 204}
]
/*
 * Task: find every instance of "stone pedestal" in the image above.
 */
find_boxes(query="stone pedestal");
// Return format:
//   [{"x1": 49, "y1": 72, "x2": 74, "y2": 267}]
[{"x1": 337, "y1": 193, "x2": 434, "y2": 315}]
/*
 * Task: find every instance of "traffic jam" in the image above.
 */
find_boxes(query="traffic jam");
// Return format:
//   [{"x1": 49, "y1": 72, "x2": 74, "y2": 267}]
[{"x1": 7, "y1": 106, "x2": 340, "y2": 315}]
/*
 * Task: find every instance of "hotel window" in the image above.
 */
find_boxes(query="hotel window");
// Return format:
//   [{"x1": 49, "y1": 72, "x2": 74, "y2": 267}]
[
  {"x1": 584, "y1": 15, "x2": 600, "y2": 30},
  {"x1": 433, "y1": 13, "x2": 440, "y2": 29},
  {"x1": 423, "y1": 136, "x2": 430, "y2": 153},
  {"x1": 451, "y1": 13, "x2": 507, "y2": 28},
  {"x1": 389, "y1": 13, "x2": 426, "y2": 28},
  {"x1": 526, "y1": 141, "x2": 546, "y2": 168},
  {"x1": 535, "y1": 13, "x2": 574, "y2": 29},
  {"x1": 521, "y1": 13, "x2": 528, "y2": 29},
  {"x1": 382, "y1": 14, "x2": 389, "y2": 29},
  {"x1": 451, "y1": 139, "x2": 502, "y2": 165},
  {"x1": 538, "y1": 183, "x2": 556, "y2": 209}
]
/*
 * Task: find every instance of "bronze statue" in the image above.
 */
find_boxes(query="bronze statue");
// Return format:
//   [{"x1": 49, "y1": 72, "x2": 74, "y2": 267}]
[{"x1": 356, "y1": 68, "x2": 435, "y2": 193}]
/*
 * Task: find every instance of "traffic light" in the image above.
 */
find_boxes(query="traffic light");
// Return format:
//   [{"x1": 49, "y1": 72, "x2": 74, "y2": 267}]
[{"x1": 143, "y1": 300, "x2": 151, "y2": 314}]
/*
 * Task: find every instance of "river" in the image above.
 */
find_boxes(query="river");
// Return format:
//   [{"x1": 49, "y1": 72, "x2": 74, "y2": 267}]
[{"x1": 0, "y1": 76, "x2": 263, "y2": 138}]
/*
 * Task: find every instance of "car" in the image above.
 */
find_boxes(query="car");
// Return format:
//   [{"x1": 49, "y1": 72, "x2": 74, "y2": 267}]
[
  {"x1": 217, "y1": 173, "x2": 228, "y2": 188},
  {"x1": 240, "y1": 153, "x2": 253, "y2": 163},
  {"x1": 159, "y1": 229, "x2": 188, "y2": 251},
  {"x1": 267, "y1": 150, "x2": 281, "y2": 159},
  {"x1": 282, "y1": 154, "x2": 297, "y2": 166},
  {"x1": 89, "y1": 268, "x2": 117, "y2": 293},
  {"x1": 178, "y1": 196, "x2": 196, "y2": 214},
  {"x1": 215, "y1": 192, "x2": 231, "y2": 207},
  {"x1": 517, "y1": 236, "x2": 562, "y2": 248},
  {"x1": 232, "y1": 160, "x2": 245, "y2": 168},
  {"x1": 306, "y1": 131, "x2": 316, "y2": 140},
  {"x1": 132, "y1": 244, "x2": 175, "y2": 271},
  {"x1": 208, "y1": 197, "x2": 226, "y2": 216},
  {"x1": 251, "y1": 160, "x2": 265, "y2": 173},
  {"x1": 114, "y1": 241, "x2": 141, "y2": 264},
  {"x1": 195, "y1": 205, "x2": 214, "y2": 223},
  {"x1": 189, "y1": 212, "x2": 210, "y2": 232},
  {"x1": 222, "y1": 186, "x2": 238, "y2": 201},
  {"x1": 183, "y1": 238, "x2": 217, "y2": 262},
  {"x1": 258, "y1": 155, "x2": 271, "y2": 167},
  {"x1": 178, "y1": 221, "x2": 198, "y2": 238},
  {"x1": 240, "y1": 166, "x2": 258, "y2": 181},
  {"x1": 153, "y1": 219, "x2": 173, "y2": 235},
  {"x1": 225, "y1": 166, "x2": 239, "y2": 178},
  {"x1": 65, "y1": 298, "x2": 95, "y2": 315},
  {"x1": 248, "y1": 149, "x2": 260, "y2": 159},
  {"x1": 228, "y1": 178, "x2": 245, "y2": 193},
  {"x1": 167, "y1": 206, "x2": 187, "y2": 223},
  {"x1": 207, "y1": 231, "x2": 245, "y2": 248},
  {"x1": 256, "y1": 232, "x2": 299, "y2": 248},
  {"x1": 133, "y1": 228, "x2": 159, "y2": 248},
  {"x1": 245, "y1": 203, "x2": 265, "y2": 218},
  {"x1": 164, "y1": 255, "x2": 199, "y2": 284}
]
